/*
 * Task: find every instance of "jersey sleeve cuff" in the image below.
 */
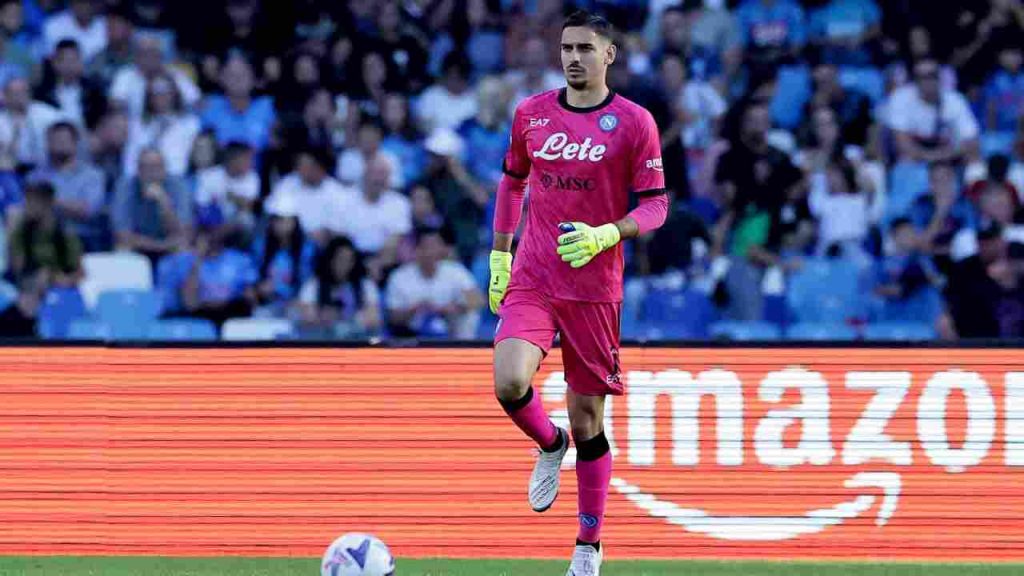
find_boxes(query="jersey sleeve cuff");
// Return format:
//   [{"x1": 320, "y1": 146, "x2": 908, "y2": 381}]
[
  {"x1": 634, "y1": 187, "x2": 668, "y2": 198},
  {"x1": 502, "y1": 159, "x2": 529, "y2": 180}
]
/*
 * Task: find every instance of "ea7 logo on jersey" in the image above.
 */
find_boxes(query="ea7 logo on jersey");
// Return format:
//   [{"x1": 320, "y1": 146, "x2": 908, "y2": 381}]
[
  {"x1": 533, "y1": 132, "x2": 607, "y2": 162},
  {"x1": 529, "y1": 118, "x2": 550, "y2": 127},
  {"x1": 645, "y1": 158, "x2": 664, "y2": 172}
]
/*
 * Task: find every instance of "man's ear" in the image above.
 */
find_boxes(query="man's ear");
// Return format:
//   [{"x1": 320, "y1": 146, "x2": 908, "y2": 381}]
[{"x1": 605, "y1": 43, "x2": 617, "y2": 66}]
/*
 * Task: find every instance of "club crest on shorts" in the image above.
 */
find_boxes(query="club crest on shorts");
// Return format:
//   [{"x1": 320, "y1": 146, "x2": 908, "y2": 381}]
[{"x1": 598, "y1": 113, "x2": 617, "y2": 132}]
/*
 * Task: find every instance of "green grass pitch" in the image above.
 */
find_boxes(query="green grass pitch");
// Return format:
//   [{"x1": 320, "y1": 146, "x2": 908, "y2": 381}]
[{"x1": 0, "y1": 557, "x2": 1022, "y2": 576}]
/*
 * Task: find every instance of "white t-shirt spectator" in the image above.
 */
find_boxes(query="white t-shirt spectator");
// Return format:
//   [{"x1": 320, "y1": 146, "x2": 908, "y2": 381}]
[
  {"x1": 385, "y1": 260, "x2": 480, "y2": 339},
  {"x1": 332, "y1": 189, "x2": 413, "y2": 254},
  {"x1": 109, "y1": 66, "x2": 201, "y2": 119},
  {"x1": 414, "y1": 85, "x2": 477, "y2": 132},
  {"x1": 679, "y1": 81, "x2": 727, "y2": 149},
  {"x1": 505, "y1": 69, "x2": 564, "y2": 113},
  {"x1": 808, "y1": 171, "x2": 882, "y2": 252},
  {"x1": 194, "y1": 165, "x2": 260, "y2": 216},
  {"x1": 336, "y1": 148, "x2": 404, "y2": 190},
  {"x1": 123, "y1": 113, "x2": 201, "y2": 177},
  {"x1": 266, "y1": 173, "x2": 354, "y2": 235},
  {"x1": 0, "y1": 102, "x2": 62, "y2": 169},
  {"x1": 884, "y1": 85, "x2": 980, "y2": 147},
  {"x1": 43, "y1": 11, "x2": 106, "y2": 61}
]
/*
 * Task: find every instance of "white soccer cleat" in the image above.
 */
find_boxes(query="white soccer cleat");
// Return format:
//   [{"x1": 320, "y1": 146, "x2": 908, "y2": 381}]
[
  {"x1": 528, "y1": 427, "x2": 568, "y2": 512},
  {"x1": 566, "y1": 544, "x2": 602, "y2": 576}
]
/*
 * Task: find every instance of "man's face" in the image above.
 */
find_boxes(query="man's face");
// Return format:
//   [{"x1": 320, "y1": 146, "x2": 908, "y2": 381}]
[
  {"x1": 560, "y1": 26, "x2": 614, "y2": 91},
  {"x1": 226, "y1": 150, "x2": 253, "y2": 177},
  {"x1": 136, "y1": 39, "x2": 164, "y2": 76},
  {"x1": 915, "y1": 61, "x2": 941, "y2": 102},
  {"x1": 297, "y1": 154, "x2": 325, "y2": 186},
  {"x1": 106, "y1": 14, "x2": 132, "y2": 46},
  {"x1": 3, "y1": 78, "x2": 28, "y2": 112},
  {"x1": 138, "y1": 151, "x2": 166, "y2": 184},
  {"x1": 416, "y1": 233, "x2": 446, "y2": 268},
  {"x1": 363, "y1": 157, "x2": 391, "y2": 195},
  {"x1": 53, "y1": 47, "x2": 83, "y2": 82},
  {"x1": 0, "y1": 2, "x2": 22, "y2": 34},
  {"x1": 742, "y1": 105, "x2": 771, "y2": 143},
  {"x1": 221, "y1": 57, "x2": 254, "y2": 98},
  {"x1": 813, "y1": 64, "x2": 838, "y2": 92},
  {"x1": 522, "y1": 38, "x2": 548, "y2": 72},
  {"x1": 47, "y1": 128, "x2": 77, "y2": 165},
  {"x1": 70, "y1": 0, "x2": 95, "y2": 22}
]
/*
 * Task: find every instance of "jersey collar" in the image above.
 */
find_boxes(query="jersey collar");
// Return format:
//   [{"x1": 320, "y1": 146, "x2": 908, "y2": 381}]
[{"x1": 558, "y1": 87, "x2": 616, "y2": 113}]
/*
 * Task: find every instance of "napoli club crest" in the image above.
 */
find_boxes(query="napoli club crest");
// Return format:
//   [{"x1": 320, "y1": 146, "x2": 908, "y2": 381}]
[{"x1": 599, "y1": 113, "x2": 618, "y2": 132}]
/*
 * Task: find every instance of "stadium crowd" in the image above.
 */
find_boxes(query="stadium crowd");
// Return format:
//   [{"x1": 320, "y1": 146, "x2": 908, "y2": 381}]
[{"x1": 0, "y1": 0, "x2": 1022, "y2": 341}]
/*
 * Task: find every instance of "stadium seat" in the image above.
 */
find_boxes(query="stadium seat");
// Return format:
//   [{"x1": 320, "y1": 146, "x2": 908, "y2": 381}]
[
  {"x1": 221, "y1": 317, "x2": 296, "y2": 341},
  {"x1": 873, "y1": 287, "x2": 943, "y2": 324},
  {"x1": 787, "y1": 258, "x2": 866, "y2": 323},
  {"x1": 0, "y1": 280, "x2": 16, "y2": 311},
  {"x1": 66, "y1": 318, "x2": 112, "y2": 340},
  {"x1": 38, "y1": 287, "x2": 87, "y2": 339},
  {"x1": 709, "y1": 320, "x2": 782, "y2": 341},
  {"x1": 95, "y1": 289, "x2": 162, "y2": 339},
  {"x1": 641, "y1": 288, "x2": 715, "y2": 338},
  {"x1": 863, "y1": 322, "x2": 936, "y2": 341},
  {"x1": 885, "y1": 162, "x2": 929, "y2": 223},
  {"x1": 146, "y1": 319, "x2": 218, "y2": 341},
  {"x1": 80, "y1": 252, "x2": 153, "y2": 310},
  {"x1": 785, "y1": 322, "x2": 858, "y2": 341}
]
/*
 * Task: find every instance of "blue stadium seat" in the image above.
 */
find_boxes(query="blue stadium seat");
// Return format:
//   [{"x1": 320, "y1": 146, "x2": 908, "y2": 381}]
[
  {"x1": 873, "y1": 287, "x2": 943, "y2": 324},
  {"x1": 95, "y1": 289, "x2": 162, "y2": 339},
  {"x1": 863, "y1": 322, "x2": 936, "y2": 341},
  {"x1": 66, "y1": 318, "x2": 112, "y2": 340},
  {"x1": 785, "y1": 322, "x2": 858, "y2": 341},
  {"x1": 641, "y1": 288, "x2": 715, "y2": 338},
  {"x1": 709, "y1": 320, "x2": 782, "y2": 341},
  {"x1": 885, "y1": 161, "x2": 929, "y2": 223},
  {"x1": 787, "y1": 258, "x2": 866, "y2": 323},
  {"x1": 146, "y1": 319, "x2": 218, "y2": 341},
  {"x1": 38, "y1": 287, "x2": 87, "y2": 339}
]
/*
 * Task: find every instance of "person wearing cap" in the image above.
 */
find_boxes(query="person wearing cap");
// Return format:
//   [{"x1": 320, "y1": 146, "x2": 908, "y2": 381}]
[
  {"x1": 252, "y1": 192, "x2": 315, "y2": 315},
  {"x1": 264, "y1": 146, "x2": 353, "y2": 244}
]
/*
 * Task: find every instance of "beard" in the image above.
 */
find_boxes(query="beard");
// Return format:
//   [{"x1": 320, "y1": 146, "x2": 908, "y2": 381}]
[{"x1": 566, "y1": 76, "x2": 589, "y2": 90}]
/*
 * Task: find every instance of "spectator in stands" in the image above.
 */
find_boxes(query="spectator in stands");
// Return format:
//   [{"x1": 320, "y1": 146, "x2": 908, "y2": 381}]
[
  {"x1": 336, "y1": 154, "x2": 411, "y2": 279},
  {"x1": 804, "y1": 60, "x2": 873, "y2": 147},
  {"x1": 272, "y1": 88, "x2": 341, "y2": 178},
  {"x1": 195, "y1": 0, "x2": 283, "y2": 92},
  {"x1": 0, "y1": 76, "x2": 61, "y2": 173},
  {"x1": 463, "y1": 0, "x2": 505, "y2": 77},
  {"x1": 715, "y1": 99, "x2": 805, "y2": 320},
  {"x1": 111, "y1": 148, "x2": 192, "y2": 262},
  {"x1": 109, "y1": 33, "x2": 201, "y2": 120},
  {"x1": 28, "y1": 121, "x2": 106, "y2": 251},
  {"x1": 807, "y1": 153, "x2": 881, "y2": 265},
  {"x1": 0, "y1": 273, "x2": 44, "y2": 338},
  {"x1": 807, "y1": 0, "x2": 881, "y2": 69},
  {"x1": 124, "y1": 73, "x2": 201, "y2": 177},
  {"x1": 42, "y1": 0, "x2": 105, "y2": 62},
  {"x1": 966, "y1": 154, "x2": 1021, "y2": 211},
  {"x1": 265, "y1": 146, "x2": 351, "y2": 244},
  {"x1": 420, "y1": 127, "x2": 487, "y2": 265},
  {"x1": 873, "y1": 216, "x2": 943, "y2": 320},
  {"x1": 297, "y1": 235, "x2": 380, "y2": 338},
  {"x1": 910, "y1": 162, "x2": 979, "y2": 263},
  {"x1": 385, "y1": 226, "x2": 483, "y2": 339},
  {"x1": 951, "y1": 0, "x2": 1024, "y2": 90},
  {"x1": 349, "y1": 50, "x2": 393, "y2": 118},
  {"x1": 274, "y1": 50, "x2": 324, "y2": 120},
  {"x1": 505, "y1": 36, "x2": 563, "y2": 112},
  {"x1": 886, "y1": 58, "x2": 980, "y2": 164},
  {"x1": 380, "y1": 92, "x2": 426, "y2": 187},
  {"x1": 253, "y1": 193, "x2": 314, "y2": 314},
  {"x1": 0, "y1": 2, "x2": 34, "y2": 79},
  {"x1": 337, "y1": 118, "x2": 402, "y2": 189},
  {"x1": 180, "y1": 227, "x2": 258, "y2": 327},
  {"x1": 983, "y1": 46, "x2": 1024, "y2": 134},
  {"x1": 658, "y1": 52, "x2": 726, "y2": 158},
  {"x1": 194, "y1": 141, "x2": 259, "y2": 236},
  {"x1": 87, "y1": 108, "x2": 128, "y2": 195},
  {"x1": 633, "y1": 189, "x2": 712, "y2": 279},
  {"x1": 415, "y1": 52, "x2": 477, "y2": 133},
  {"x1": 736, "y1": 0, "x2": 806, "y2": 83},
  {"x1": 945, "y1": 221, "x2": 1024, "y2": 338},
  {"x1": 369, "y1": 0, "x2": 429, "y2": 93},
  {"x1": 199, "y1": 54, "x2": 275, "y2": 153},
  {"x1": 6, "y1": 180, "x2": 82, "y2": 288},
  {"x1": 86, "y1": 4, "x2": 132, "y2": 90},
  {"x1": 35, "y1": 39, "x2": 106, "y2": 131},
  {"x1": 458, "y1": 76, "x2": 511, "y2": 191}
]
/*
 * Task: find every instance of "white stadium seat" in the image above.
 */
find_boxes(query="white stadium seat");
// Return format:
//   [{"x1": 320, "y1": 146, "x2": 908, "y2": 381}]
[
  {"x1": 80, "y1": 252, "x2": 153, "y2": 310},
  {"x1": 220, "y1": 318, "x2": 295, "y2": 341}
]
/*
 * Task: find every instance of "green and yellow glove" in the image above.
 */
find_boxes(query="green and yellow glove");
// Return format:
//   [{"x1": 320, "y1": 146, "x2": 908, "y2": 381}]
[
  {"x1": 556, "y1": 222, "x2": 621, "y2": 269},
  {"x1": 488, "y1": 249, "x2": 512, "y2": 314}
]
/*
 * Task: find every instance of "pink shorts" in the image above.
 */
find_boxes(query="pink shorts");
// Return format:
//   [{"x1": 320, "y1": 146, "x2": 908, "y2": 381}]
[{"x1": 494, "y1": 288, "x2": 623, "y2": 396}]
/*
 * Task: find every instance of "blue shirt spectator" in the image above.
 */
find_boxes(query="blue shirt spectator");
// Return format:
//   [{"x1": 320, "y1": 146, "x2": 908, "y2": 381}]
[
  {"x1": 380, "y1": 93, "x2": 426, "y2": 186},
  {"x1": 199, "y1": 55, "x2": 275, "y2": 152},
  {"x1": 983, "y1": 48, "x2": 1024, "y2": 134},
  {"x1": 111, "y1": 148, "x2": 193, "y2": 260},
  {"x1": 808, "y1": 0, "x2": 880, "y2": 67},
  {"x1": 909, "y1": 164, "x2": 979, "y2": 255},
  {"x1": 194, "y1": 247, "x2": 258, "y2": 305},
  {"x1": 252, "y1": 195, "x2": 316, "y2": 308},
  {"x1": 737, "y1": 0, "x2": 806, "y2": 58}
]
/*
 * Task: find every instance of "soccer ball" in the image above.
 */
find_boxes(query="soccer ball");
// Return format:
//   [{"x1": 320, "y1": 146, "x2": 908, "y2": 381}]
[{"x1": 321, "y1": 533, "x2": 395, "y2": 576}]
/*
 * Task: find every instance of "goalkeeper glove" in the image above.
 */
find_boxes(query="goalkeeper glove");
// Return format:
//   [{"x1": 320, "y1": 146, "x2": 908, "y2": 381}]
[
  {"x1": 556, "y1": 222, "x2": 621, "y2": 269},
  {"x1": 488, "y1": 249, "x2": 512, "y2": 314}
]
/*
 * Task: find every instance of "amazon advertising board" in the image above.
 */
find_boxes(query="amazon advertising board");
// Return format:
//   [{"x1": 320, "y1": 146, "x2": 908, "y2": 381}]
[{"x1": 0, "y1": 346, "x2": 1021, "y2": 560}]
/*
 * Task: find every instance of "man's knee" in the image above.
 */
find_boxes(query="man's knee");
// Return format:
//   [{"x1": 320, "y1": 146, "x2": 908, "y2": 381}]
[{"x1": 494, "y1": 370, "x2": 531, "y2": 403}]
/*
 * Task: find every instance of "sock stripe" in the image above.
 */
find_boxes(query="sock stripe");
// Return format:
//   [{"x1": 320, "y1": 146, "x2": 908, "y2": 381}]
[
  {"x1": 498, "y1": 386, "x2": 534, "y2": 414},
  {"x1": 575, "y1": 431, "x2": 610, "y2": 462}
]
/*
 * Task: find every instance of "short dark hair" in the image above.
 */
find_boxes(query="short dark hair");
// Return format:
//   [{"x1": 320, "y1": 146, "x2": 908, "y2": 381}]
[
  {"x1": 298, "y1": 145, "x2": 335, "y2": 173},
  {"x1": 47, "y1": 120, "x2": 79, "y2": 141},
  {"x1": 414, "y1": 224, "x2": 454, "y2": 246},
  {"x1": 223, "y1": 141, "x2": 253, "y2": 161},
  {"x1": 24, "y1": 180, "x2": 56, "y2": 202},
  {"x1": 889, "y1": 217, "x2": 913, "y2": 230},
  {"x1": 55, "y1": 39, "x2": 80, "y2": 53},
  {"x1": 562, "y1": 10, "x2": 614, "y2": 42}
]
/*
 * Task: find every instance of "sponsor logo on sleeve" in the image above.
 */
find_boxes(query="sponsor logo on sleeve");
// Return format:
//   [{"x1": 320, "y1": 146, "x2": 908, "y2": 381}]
[{"x1": 645, "y1": 158, "x2": 663, "y2": 172}]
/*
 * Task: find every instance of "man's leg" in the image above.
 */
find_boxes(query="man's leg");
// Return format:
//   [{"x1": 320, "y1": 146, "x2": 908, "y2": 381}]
[
  {"x1": 493, "y1": 289, "x2": 567, "y2": 512},
  {"x1": 567, "y1": 390, "x2": 609, "y2": 550}
]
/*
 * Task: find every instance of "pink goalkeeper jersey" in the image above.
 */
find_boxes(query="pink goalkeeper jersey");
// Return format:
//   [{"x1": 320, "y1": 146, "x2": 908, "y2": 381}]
[{"x1": 503, "y1": 88, "x2": 665, "y2": 303}]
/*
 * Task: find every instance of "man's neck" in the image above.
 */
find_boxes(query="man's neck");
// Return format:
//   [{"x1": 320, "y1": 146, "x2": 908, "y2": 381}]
[
  {"x1": 565, "y1": 83, "x2": 610, "y2": 109},
  {"x1": 227, "y1": 94, "x2": 251, "y2": 112}
]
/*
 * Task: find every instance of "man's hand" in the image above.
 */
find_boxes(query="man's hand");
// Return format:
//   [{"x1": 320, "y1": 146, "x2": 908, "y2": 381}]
[
  {"x1": 488, "y1": 250, "x2": 512, "y2": 314},
  {"x1": 555, "y1": 222, "x2": 621, "y2": 269}
]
